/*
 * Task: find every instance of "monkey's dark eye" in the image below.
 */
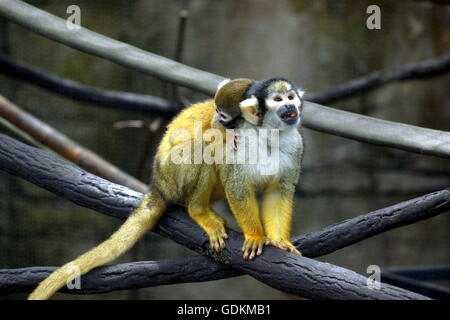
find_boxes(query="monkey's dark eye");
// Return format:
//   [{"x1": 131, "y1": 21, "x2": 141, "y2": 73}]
[
  {"x1": 288, "y1": 95, "x2": 294, "y2": 100},
  {"x1": 274, "y1": 96, "x2": 282, "y2": 102}
]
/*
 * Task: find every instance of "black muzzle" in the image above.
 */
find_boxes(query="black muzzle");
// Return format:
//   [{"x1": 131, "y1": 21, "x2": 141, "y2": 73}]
[{"x1": 277, "y1": 104, "x2": 299, "y2": 125}]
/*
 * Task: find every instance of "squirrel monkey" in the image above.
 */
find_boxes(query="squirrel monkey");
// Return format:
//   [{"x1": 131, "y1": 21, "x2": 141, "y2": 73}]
[{"x1": 28, "y1": 77, "x2": 305, "y2": 300}]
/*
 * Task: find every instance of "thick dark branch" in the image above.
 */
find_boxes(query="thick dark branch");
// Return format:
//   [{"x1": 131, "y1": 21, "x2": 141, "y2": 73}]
[
  {"x1": 307, "y1": 54, "x2": 450, "y2": 104},
  {"x1": 1, "y1": 1, "x2": 449, "y2": 159},
  {"x1": 292, "y1": 188, "x2": 450, "y2": 257},
  {"x1": 3, "y1": 185, "x2": 447, "y2": 295},
  {"x1": 0, "y1": 54, "x2": 183, "y2": 116},
  {"x1": 0, "y1": 256, "x2": 240, "y2": 295},
  {"x1": 0, "y1": 134, "x2": 432, "y2": 299}
]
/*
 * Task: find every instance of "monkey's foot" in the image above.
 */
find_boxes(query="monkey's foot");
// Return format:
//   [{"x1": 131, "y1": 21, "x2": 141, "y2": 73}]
[
  {"x1": 265, "y1": 239, "x2": 302, "y2": 255},
  {"x1": 193, "y1": 212, "x2": 228, "y2": 252},
  {"x1": 242, "y1": 235, "x2": 266, "y2": 260},
  {"x1": 206, "y1": 228, "x2": 229, "y2": 252}
]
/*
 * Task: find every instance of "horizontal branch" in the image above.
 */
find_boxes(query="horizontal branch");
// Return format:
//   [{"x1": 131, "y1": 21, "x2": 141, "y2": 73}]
[
  {"x1": 0, "y1": 134, "x2": 432, "y2": 299},
  {"x1": 1, "y1": 0, "x2": 449, "y2": 159},
  {"x1": 0, "y1": 256, "x2": 240, "y2": 295},
  {"x1": 381, "y1": 270, "x2": 450, "y2": 300},
  {"x1": 307, "y1": 54, "x2": 450, "y2": 104},
  {"x1": 302, "y1": 101, "x2": 450, "y2": 159},
  {"x1": 0, "y1": 54, "x2": 183, "y2": 116},
  {"x1": 2, "y1": 52, "x2": 448, "y2": 121}
]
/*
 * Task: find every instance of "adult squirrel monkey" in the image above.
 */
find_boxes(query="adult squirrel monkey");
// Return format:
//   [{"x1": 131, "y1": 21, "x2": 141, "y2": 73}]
[{"x1": 28, "y1": 77, "x2": 305, "y2": 300}]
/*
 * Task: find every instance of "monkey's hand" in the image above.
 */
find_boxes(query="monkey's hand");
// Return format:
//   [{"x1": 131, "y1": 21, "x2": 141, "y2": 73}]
[
  {"x1": 242, "y1": 234, "x2": 267, "y2": 260},
  {"x1": 265, "y1": 239, "x2": 302, "y2": 255}
]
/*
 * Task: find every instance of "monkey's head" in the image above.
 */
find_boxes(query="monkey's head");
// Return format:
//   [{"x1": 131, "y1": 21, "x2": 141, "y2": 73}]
[
  {"x1": 214, "y1": 78, "x2": 256, "y2": 128},
  {"x1": 240, "y1": 77, "x2": 304, "y2": 130}
]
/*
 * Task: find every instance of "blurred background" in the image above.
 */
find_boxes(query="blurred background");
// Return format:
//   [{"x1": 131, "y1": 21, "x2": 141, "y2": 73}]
[{"x1": 0, "y1": 0, "x2": 449, "y2": 299}]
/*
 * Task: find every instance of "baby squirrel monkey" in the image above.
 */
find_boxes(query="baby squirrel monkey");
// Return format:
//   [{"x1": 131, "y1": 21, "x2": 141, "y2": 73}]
[
  {"x1": 28, "y1": 77, "x2": 305, "y2": 300},
  {"x1": 214, "y1": 78, "x2": 256, "y2": 150}
]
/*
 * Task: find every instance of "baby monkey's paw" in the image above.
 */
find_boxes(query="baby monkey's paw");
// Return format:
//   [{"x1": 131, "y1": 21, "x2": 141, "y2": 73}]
[
  {"x1": 242, "y1": 235, "x2": 266, "y2": 260},
  {"x1": 265, "y1": 239, "x2": 302, "y2": 255}
]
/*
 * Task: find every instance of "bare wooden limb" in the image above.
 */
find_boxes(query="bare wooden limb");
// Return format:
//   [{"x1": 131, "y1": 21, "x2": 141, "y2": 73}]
[
  {"x1": 0, "y1": 54, "x2": 183, "y2": 116},
  {"x1": 0, "y1": 96, "x2": 148, "y2": 193},
  {"x1": 0, "y1": 134, "x2": 431, "y2": 299},
  {"x1": 307, "y1": 54, "x2": 450, "y2": 104},
  {"x1": 0, "y1": 1, "x2": 448, "y2": 159},
  {"x1": 302, "y1": 101, "x2": 450, "y2": 159},
  {"x1": 0, "y1": 256, "x2": 240, "y2": 295},
  {"x1": 170, "y1": 9, "x2": 189, "y2": 100},
  {"x1": 1, "y1": 183, "x2": 447, "y2": 295},
  {"x1": 0, "y1": 0, "x2": 223, "y2": 95},
  {"x1": 292, "y1": 188, "x2": 450, "y2": 257}
]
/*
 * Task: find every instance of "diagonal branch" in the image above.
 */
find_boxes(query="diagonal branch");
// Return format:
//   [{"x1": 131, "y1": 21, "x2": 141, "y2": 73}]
[
  {"x1": 0, "y1": 133, "x2": 435, "y2": 299},
  {"x1": 0, "y1": 95, "x2": 148, "y2": 193},
  {"x1": 0, "y1": 0, "x2": 449, "y2": 159}
]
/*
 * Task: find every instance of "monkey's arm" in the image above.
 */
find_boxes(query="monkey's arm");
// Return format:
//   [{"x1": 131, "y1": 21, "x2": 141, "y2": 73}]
[
  {"x1": 261, "y1": 182, "x2": 301, "y2": 255},
  {"x1": 225, "y1": 185, "x2": 266, "y2": 260}
]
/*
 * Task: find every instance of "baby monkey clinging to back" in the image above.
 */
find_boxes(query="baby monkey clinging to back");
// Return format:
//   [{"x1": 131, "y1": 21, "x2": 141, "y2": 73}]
[{"x1": 29, "y1": 77, "x2": 305, "y2": 300}]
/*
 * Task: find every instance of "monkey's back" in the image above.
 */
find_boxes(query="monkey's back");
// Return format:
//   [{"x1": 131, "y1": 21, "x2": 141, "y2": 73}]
[{"x1": 152, "y1": 100, "x2": 226, "y2": 204}]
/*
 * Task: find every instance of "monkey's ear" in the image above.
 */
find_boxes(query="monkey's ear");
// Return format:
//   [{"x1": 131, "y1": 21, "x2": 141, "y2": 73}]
[
  {"x1": 217, "y1": 78, "x2": 231, "y2": 91},
  {"x1": 240, "y1": 96, "x2": 260, "y2": 125},
  {"x1": 297, "y1": 89, "x2": 305, "y2": 99}
]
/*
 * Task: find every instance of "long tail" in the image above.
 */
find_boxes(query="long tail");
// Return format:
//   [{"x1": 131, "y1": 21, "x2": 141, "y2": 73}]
[{"x1": 28, "y1": 186, "x2": 166, "y2": 300}]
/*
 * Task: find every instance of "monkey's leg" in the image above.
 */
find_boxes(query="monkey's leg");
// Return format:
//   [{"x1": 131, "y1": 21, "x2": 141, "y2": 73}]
[
  {"x1": 261, "y1": 183, "x2": 301, "y2": 255},
  {"x1": 225, "y1": 187, "x2": 266, "y2": 260},
  {"x1": 187, "y1": 176, "x2": 228, "y2": 252}
]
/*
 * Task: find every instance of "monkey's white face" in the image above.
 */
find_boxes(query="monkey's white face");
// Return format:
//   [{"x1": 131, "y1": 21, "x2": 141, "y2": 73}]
[
  {"x1": 263, "y1": 88, "x2": 303, "y2": 130},
  {"x1": 239, "y1": 79, "x2": 304, "y2": 130}
]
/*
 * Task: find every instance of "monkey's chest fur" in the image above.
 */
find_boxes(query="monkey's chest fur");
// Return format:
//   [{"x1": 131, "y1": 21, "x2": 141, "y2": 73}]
[{"x1": 232, "y1": 126, "x2": 303, "y2": 185}]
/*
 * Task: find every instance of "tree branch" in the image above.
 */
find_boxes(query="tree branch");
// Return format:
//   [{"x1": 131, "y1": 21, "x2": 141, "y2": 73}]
[
  {"x1": 292, "y1": 187, "x2": 450, "y2": 257},
  {"x1": 306, "y1": 54, "x2": 450, "y2": 104},
  {"x1": 0, "y1": 54, "x2": 183, "y2": 116},
  {"x1": 2, "y1": 52, "x2": 449, "y2": 117},
  {"x1": 0, "y1": 0, "x2": 449, "y2": 159},
  {"x1": 0, "y1": 133, "x2": 434, "y2": 299},
  {"x1": 0, "y1": 95, "x2": 148, "y2": 193},
  {"x1": 0, "y1": 256, "x2": 240, "y2": 295}
]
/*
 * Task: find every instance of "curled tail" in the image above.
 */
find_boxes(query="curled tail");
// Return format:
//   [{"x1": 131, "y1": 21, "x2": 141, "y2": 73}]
[{"x1": 28, "y1": 186, "x2": 167, "y2": 300}]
